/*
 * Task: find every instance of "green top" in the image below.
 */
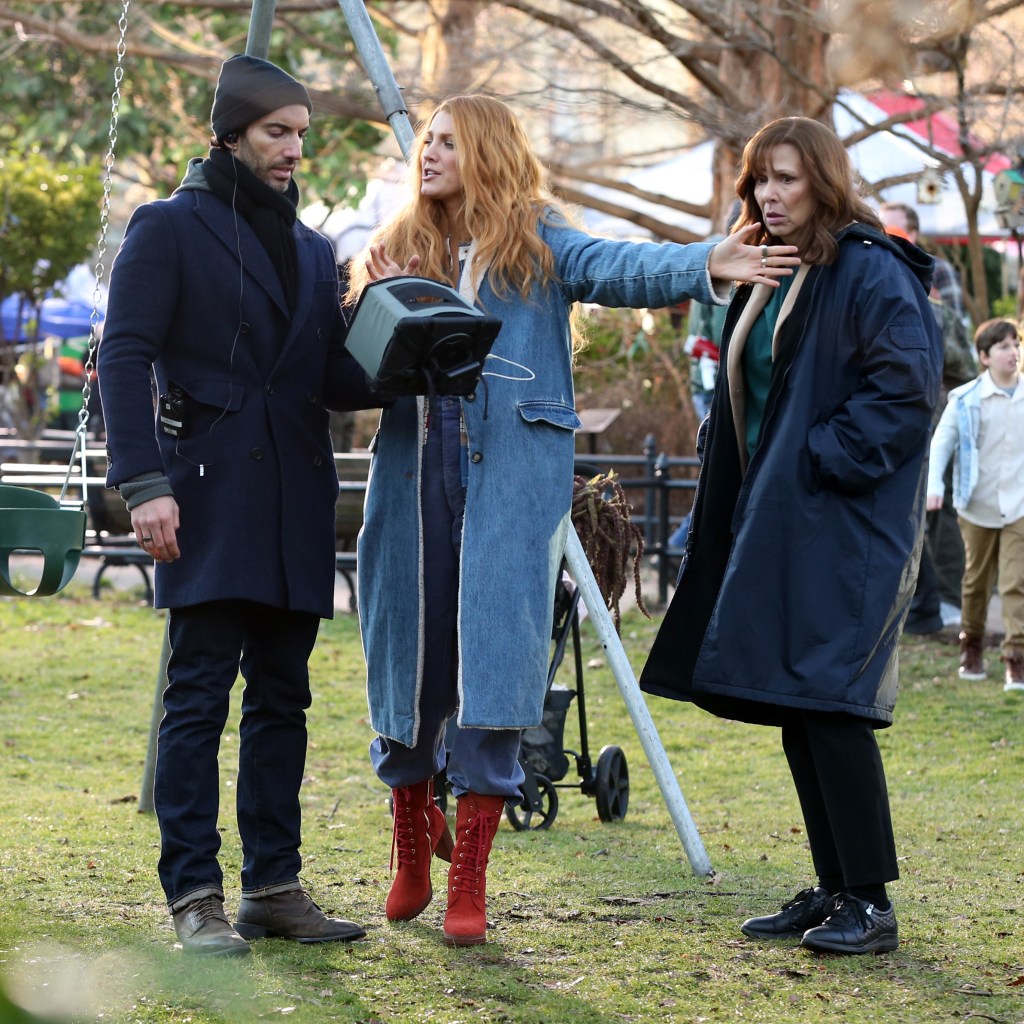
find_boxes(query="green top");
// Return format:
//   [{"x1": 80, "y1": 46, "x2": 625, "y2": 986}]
[{"x1": 743, "y1": 275, "x2": 794, "y2": 458}]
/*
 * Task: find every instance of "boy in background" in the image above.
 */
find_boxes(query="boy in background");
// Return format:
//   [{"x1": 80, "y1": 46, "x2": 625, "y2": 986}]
[{"x1": 926, "y1": 318, "x2": 1024, "y2": 691}]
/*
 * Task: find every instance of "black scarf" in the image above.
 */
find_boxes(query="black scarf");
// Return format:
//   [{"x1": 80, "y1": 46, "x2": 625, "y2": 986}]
[{"x1": 203, "y1": 147, "x2": 300, "y2": 312}]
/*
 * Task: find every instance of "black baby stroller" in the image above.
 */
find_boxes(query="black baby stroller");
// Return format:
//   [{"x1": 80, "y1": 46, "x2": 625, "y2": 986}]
[
  {"x1": 502, "y1": 563, "x2": 630, "y2": 830},
  {"x1": 390, "y1": 565, "x2": 631, "y2": 831},
  {"x1": 410, "y1": 466, "x2": 634, "y2": 831},
  {"x1": 429, "y1": 564, "x2": 630, "y2": 830}
]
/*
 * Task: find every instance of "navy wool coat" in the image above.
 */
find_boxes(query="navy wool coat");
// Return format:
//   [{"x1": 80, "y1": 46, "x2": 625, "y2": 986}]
[
  {"x1": 98, "y1": 161, "x2": 376, "y2": 617},
  {"x1": 640, "y1": 225, "x2": 943, "y2": 727}
]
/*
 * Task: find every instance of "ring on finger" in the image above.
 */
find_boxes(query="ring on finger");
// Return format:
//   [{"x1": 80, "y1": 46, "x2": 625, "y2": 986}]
[
  {"x1": 761, "y1": 244, "x2": 769, "y2": 259},
  {"x1": 761, "y1": 257, "x2": 767, "y2": 268}
]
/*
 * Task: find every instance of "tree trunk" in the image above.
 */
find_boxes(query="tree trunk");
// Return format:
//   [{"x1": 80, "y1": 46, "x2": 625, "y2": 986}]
[
  {"x1": 711, "y1": 0, "x2": 830, "y2": 223},
  {"x1": 420, "y1": 0, "x2": 480, "y2": 108}
]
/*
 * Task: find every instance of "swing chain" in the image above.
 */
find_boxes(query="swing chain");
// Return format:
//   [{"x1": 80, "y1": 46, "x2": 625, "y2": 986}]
[{"x1": 65, "y1": 0, "x2": 130, "y2": 504}]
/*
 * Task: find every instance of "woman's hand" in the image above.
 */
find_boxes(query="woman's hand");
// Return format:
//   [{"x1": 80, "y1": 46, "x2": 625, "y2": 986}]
[
  {"x1": 709, "y1": 223, "x2": 800, "y2": 287},
  {"x1": 365, "y1": 244, "x2": 422, "y2": 282}
]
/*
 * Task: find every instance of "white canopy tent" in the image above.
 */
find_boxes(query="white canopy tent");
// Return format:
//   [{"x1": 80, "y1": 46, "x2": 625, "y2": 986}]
[
  {"x1": 835, "y1": 90, "x2": 1006, "y2": 241},
  {"x1": 575, "y1": 90, "x2": 1008, "y2": 243},
  {"x1": 303, "y1": 163, "x2": 406, "y2": 264}
]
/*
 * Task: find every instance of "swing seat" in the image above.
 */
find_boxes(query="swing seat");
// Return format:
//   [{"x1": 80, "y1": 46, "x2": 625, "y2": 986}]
[{"x1": 0, "y1": 485, "x2": 87, "y2": 598}]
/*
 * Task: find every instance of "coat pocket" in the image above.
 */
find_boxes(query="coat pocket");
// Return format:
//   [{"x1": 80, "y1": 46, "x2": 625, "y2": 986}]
[
  {"x1": 177, "y1": 376, "x2": 245, "y2": 413},
  {"x1": 517, "y1": 400, "x2": 581, "y2": 432},
  {"x1": 164, "y1": 377, "x2": 246, "y2": 466}
]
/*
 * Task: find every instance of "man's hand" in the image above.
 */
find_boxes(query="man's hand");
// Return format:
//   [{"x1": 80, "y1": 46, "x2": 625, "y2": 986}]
[
  {"x1": 131, "y1": 495, "x2": 181, "y2": 563},
  {"x1": 709, "y1": 223, "x2": 800, "y2": 287}
]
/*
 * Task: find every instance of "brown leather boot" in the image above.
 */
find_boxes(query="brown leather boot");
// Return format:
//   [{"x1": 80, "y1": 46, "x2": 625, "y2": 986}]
[
  {"x1": 386, "y1": 778, "x2": 454, "y2": 922},
  {"x1": 442, "y1": 792, "x2": 505, "y2": 946},
  {"x1": 234, "y1": 888, "x2": 365, "y2": 943},
  {"x1": 172, "y1": 893, "x2": 250, "y2": 957},
  {"x1": 958, "y1": 633, "x2": 986, "y2": 680},
  {"x1": 1002, "y1": 649, "x2": 1024, "y2": 692}
]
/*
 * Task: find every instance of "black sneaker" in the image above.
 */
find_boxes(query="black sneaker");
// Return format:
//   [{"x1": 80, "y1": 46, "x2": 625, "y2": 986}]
[
  {"x1": 800, "y1": 892, "x2": 898, "y2": 954},
  {"x1": 740, "y1": 886, "x2": 832, "y2": 939}
]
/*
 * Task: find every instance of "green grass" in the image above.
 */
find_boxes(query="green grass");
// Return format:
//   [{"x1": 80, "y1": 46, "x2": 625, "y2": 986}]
[{"x1": 1, "y1": 578, "x2": 1022, "y2": 1024}]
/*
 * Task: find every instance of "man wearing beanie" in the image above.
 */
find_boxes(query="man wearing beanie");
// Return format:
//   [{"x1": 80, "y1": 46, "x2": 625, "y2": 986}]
[{"x1": 98, "y1": 54, "x2": 377, "y2": 956}]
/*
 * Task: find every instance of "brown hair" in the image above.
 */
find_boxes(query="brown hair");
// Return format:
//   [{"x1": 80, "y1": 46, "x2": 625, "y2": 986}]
[
  {"x1": 733, "y1": 116, "x2": 882, "y2": 265},
  {"x1": 973, "y1": 317, "x2": 1019, "y2": 358}
]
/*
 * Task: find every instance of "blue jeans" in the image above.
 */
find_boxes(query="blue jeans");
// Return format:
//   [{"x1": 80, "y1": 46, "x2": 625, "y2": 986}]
[
  {"x1": 157, "y1": 600, "x2": 319, "y2": 909},
  {"x1": 370, "y1": 397, "x2": 524, "y2": 800}
]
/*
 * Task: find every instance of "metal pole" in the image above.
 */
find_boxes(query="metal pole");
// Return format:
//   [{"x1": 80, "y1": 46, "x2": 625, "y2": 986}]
[
  {"x1": 138, "y1": 616, "x2": 170, "y2": 814},
  {"x1": 337, "y1": 0, "x2": 416, "y2": 161},
  {"x1": 643, "y1": 433, "x2": 657, "y2": 549},
  {"x1": 655, "y1": 452, "x2": 671, "y2": 606},
  {"x1": 245, "y1": 0, "x2": 277, "y2": 59},
  {"x1": 564, "y1": 529, "x2": 712, "y2": 876}
]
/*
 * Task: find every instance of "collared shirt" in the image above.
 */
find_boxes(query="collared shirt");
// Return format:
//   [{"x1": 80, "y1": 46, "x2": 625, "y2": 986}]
[{"x1": 960, "y1": 370, "x2": 1024, "y2": 528}]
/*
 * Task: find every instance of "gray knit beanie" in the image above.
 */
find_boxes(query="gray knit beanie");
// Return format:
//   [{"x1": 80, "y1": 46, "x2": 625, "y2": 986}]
[{"x1": 210, "y1": 54, "x2": 312, "y2": 139}]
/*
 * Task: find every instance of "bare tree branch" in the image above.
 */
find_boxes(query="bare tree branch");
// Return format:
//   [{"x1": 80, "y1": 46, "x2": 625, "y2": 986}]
[
  {"x1": 552, "y1": 182, "x2": 704, "y2": 244},
  {"x1": 547, "y1": 160, "x2": 710, "y2": 219},
  {"x1": 499, "y1": 0, "x2": 738, "y2": 115}
]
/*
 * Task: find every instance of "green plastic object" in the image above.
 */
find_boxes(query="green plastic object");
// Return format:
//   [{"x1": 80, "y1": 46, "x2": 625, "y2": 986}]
[{"x1": 0, "y1": 485, "x2": 87, "y2": 597}]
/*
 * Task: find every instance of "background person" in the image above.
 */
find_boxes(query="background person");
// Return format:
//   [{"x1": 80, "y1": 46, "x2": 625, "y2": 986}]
[
  {"x1": 344, "y1": 93, "x2": 798, "y2": 948},
  {"x1": 99, "y1": 55, "x2": 377, "y2": 956},
  {"x1": 667, "y1": 202, "x2": 745, "y2": 553},
  {"x1": 926, "y1": 318, "x2": 1024, "y2": 691},
  {"x1": 641, "y1": 117, "x2": 942, "y2": 955},
  {"x1": 683, "y1": 200, "x2": 744, "y2": 423},
  {"x1": 878, "y1": 201, "x2": 976, "y2": 634},
  {"x1": 878, "y1": 201, "x2": 968, "y2": 329}
]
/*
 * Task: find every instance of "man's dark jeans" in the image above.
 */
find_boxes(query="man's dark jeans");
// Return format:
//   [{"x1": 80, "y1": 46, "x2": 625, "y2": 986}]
[{"x1": 156, "y1": 600, "x2": 319, "y2": 907}]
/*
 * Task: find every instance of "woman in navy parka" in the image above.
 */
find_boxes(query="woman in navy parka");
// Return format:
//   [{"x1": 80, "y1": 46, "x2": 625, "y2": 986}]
[
  {"x1": 641, "y1": 117, "x2": 942, "y2": 955},
  {"x1": 345, "y1": 95, "x2": 799, "y2": 947}
]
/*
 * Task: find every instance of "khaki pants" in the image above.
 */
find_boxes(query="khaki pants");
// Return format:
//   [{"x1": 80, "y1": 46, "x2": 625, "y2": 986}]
[{"x1": 958, "y1": 515, "x2": 1024, "y2": 653}]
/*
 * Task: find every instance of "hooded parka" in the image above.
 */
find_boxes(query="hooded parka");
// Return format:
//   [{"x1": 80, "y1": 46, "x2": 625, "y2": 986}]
[
  {"x1": 640, "y1": 225, "x2": 942, "y2": 727},
  {"x1": 359, "y1": 218, "x2": 729, "y2": 747}
]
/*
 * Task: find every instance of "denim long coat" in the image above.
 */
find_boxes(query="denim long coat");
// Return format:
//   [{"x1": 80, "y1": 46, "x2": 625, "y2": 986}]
[
  {"x1": 640, "y1": 226, "x2": 943, "y2": 726},
  {"x1": 99, "y1": 160, "x2": 376, "y2": 617},
  {"x1": 359, "y1": 218, "x2": 728, "y2": 746}
]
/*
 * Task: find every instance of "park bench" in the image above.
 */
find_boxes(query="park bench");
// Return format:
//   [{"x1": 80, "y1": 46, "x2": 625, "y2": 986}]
[
  {"x1": 2, "y1": 428, "x2": 699, "y2": 608},
  {"x1": 1, "y1": 436, "x2": 374, "y2": 606}
]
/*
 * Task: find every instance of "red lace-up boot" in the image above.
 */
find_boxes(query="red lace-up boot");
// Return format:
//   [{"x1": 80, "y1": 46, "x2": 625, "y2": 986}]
[
  {"x1": 385, "y1": 779, "x2": 454, "y2": 922},
  {"x1": 442, "y1": 792, "x2": 505, "y2": 946}
]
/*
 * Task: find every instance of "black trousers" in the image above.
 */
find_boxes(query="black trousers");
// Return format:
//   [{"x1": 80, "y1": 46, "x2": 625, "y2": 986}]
[
  {"x1": 157, "y1": 600, "x2": 320, "y2": 906},
  {"x1": 780, "y1": 710, "x2": 899, "y2": 889}
]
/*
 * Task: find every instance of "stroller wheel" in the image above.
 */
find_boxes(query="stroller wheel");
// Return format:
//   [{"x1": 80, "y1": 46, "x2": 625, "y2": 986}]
[
  {"x1": 594, "y1": 745, "x2": 629, "y2": 822},
  {"x1": 505, "y1": 773, "x2": 558, "y2": 831}
]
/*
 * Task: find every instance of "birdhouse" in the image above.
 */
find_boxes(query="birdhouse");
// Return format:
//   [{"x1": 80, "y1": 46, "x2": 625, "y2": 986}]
[
  {"x1": 993, "y1": 168, "x2": 1024, "y2": 230},
  {"x1": 916, "y1": 168, "x2": 944, "y2": 206}
]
